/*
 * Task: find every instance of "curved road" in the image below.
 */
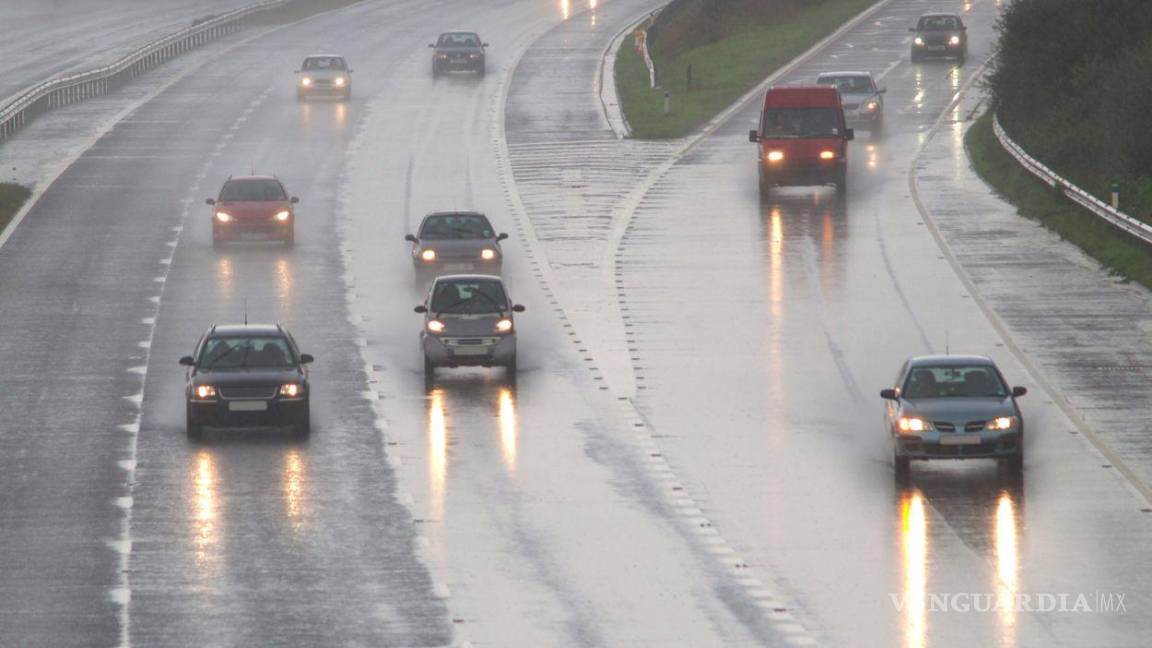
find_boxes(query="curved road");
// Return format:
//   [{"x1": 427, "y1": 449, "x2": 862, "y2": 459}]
[{"x1": 0, "y1": 0, "x2": 1150, "y2": 647}]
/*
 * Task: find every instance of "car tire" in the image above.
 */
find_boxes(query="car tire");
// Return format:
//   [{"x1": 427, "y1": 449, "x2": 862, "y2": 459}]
[
  {"x1": 295, "y1": 404, "x2": 311, "y2": 439},
  {"x1": 423, "y1": 355, "x2": 436, "y2": 388},
  {"x1": 1001, "y1": 449, "x2": 1023, "y2": 478},
  {"x1": 285, "y1": 228, "x2": 295, "y2": 247},
  {"x1": 478, "y1": 64, "x2": 486, "y2": 77},
  {"x1": 432, "y1": 63, "x2": 440, "y2": 78},
  {"x1": 894, "y1": 454, "x2": 911, "y2": 481},
  {"x1": 505, "y1": 355, "x2": 517, "y2": 378},
  {"x1": 835, "y1": 168, "x2": 848, "y2": 198},
  {"x1": 871, "y1": 118, "x2": 884, "y2": 137},
  {"x1": 757, "y1": 171, "x2": 771, "y2": 200},
  {"x1": 212, "y1": 236, "x2": 224, "y2": 249},
  {"x1": 910, "y1": 50, "x2": 920, "y2": 63},
  {"x1": 186, "y1": 407, "x2": 203, "y2": 441}
]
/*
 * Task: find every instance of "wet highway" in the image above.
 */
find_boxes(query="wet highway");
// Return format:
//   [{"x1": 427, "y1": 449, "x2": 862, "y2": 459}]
[{"x1": 1, "y1": 0, "x2": 1151, "y2": 646}]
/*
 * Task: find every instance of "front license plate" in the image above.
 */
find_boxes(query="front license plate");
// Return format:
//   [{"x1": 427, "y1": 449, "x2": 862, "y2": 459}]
[
  {"x1": 443, "y1": 263, "x2": 472, "y2": 272},
  {"x1": 452, "y1": 347, "x2": 488, "y2": 356},
  {"x1": 241, "y1": 232, "x2": 268, "y2": 241},
  {"x1": 940, "y1": 434, "x2": 980, "y2": 445},
  {"x1": 228, "y1": 400, "x2": 268, "y2": 412},
  {"x1": 927, "y1": 46, "x2": 945, "y2": 51}
]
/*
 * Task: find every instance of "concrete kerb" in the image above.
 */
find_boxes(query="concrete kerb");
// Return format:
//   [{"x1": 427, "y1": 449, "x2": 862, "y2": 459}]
[
  {"x1": 908, "y1": 60, "x2": 1152, "y2": 509},
  {"x1": 599, "y1": 8, "x2": 665, "y2": 139}
]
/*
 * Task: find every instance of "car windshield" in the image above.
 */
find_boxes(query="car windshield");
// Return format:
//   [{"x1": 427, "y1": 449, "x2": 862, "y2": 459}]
[
  {"x1": 918, "y1": 16, "x2": 960, "y2": 31},
  {"x1": 437, "y1": 33, "x2": 480, "y2": 47},
  {"x1": 430, "y1": 280, "x2": 508, "y2": 314},
  {"x1": 219, "y1": 179, "x2": 287, "y2": 202},
  {"x1": 761, "y1": 108, "x2": 841, "y2": 138},
  {"x1": 419, "y1": 214, "x2": 494, "y2": 240},
  {"x1": 817, "y1": 76, "x2": 874, "y2": 94},
  {"x1": 200, "y1": 336, "x2": 295, "y2": 369},
  {"x1": 302, "y1": 57, "x2": 346, "y2": 70},
  {"x1": 902, "y1": 365, "x2": 1007, "y2": 399}
]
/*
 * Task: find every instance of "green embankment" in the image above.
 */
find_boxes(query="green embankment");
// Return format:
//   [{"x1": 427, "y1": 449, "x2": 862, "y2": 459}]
[
  {"x1": 0, "y1": 183, "x2": 31, "y2": 233},
  {"x1": 616, "y1": 0, "x2": 878, "y2": 139},
  {"x1": 965, "y1": 112, "x2": 1152, "y2": 290}
]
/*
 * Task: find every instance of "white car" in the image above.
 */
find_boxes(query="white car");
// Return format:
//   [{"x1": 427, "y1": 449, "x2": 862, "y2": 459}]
[
  {"x1": 296, "y1": 54, "x2": 352, "y2": 100},
  {"x1": 816, "y1": 71, "x2": 885, "y2": 134}
]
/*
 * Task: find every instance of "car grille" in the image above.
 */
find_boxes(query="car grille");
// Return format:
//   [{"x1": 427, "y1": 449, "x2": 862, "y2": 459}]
[
  {"x1": 843, "y1": 102, "x2": 860, "y2": 110},
  {"x1": 445, "y1": 337, "x2": 497, "y2": 347},
  {"x1": 934, "y1": 421, "x2": 956, "y2": 432},
  {"x1": 219, "y1": 385, "x2": 277, "y2": 399},
  {"x1": 925, "y1": 444, "x2": 999, "y2": 457},
  {"x1": 965, "y1": 421, "x2": 987, "y2": 432}
]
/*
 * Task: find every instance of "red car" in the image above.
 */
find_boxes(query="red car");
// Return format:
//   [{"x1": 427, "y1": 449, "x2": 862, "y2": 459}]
[
  {"x1": 206, "y1": 176, "x2": 298, "y2": 247},
  {"x1": 748, "y1": 85, "x2": 854, "y2": 198}
]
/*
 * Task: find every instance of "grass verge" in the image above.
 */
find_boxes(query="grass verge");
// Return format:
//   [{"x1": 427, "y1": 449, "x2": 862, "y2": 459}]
[
  {"x1": 966, "y1": 111, "x2": 1152, "y2": 290},
  {"x1": 0, "y1": 183, "x2": 31, "y2": 233},
  {"x1": 616, "y1": 0, "x2": 878, "y2": 139}
]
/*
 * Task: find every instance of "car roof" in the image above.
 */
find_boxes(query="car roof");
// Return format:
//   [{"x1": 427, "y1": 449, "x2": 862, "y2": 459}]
[
  {"x1": 423, "y1": 210, "x2": 488, "y2": 219},
  {"x1": 209, "y1": 323, "x2": 285, "y2": 336},
  {"x1": 304, "y1": 54, "x2": 344, "y2": 59},
  {"x1": 434, "y1": 273, "x2": 504, "y2": 283},
  {"x1": 440, "y1": 31, "x2": 480, "y2": 36},
  {"x1": 918, "y1": 13, "x2": 962, "y2": 20},
  {"x1": 817, "y1": 71, "x2": 872, "y2": 78},
  {"x1": 907, "y1": 355, "x2": 995, "y2": 367},
  {"x1": 224, "y1": 175, "x2": 279, "y2": 182}
]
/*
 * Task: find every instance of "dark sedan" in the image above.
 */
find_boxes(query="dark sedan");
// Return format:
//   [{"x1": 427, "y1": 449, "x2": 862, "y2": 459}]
[
  {"x1": 881, "y1": 355, "x2": 1026, "y2": 479},
  {"x1": 430, "y1": 31, "x2": 487, "y2": 76},
  {"x1": 909, "y1": 13, "x2": 967, "y2": 62},
  {"x1": 406, "y1": 211, "x2": 507, "y2": 279},
  {"x1": 180, "y1": 323, "x2": 314, "y2": 440}
]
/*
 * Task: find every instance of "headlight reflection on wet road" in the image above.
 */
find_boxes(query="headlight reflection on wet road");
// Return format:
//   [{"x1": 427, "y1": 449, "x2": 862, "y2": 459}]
[
  {"x1": 282, "y1": 448, "x2": 307, "y2": 531},
  {"x1": 497, "y1": 387, "x2": 518, "y2": 475},
  {"x1": 995, "y1": 490, "x2": 1019, "y2": 644},
  {"x1": 428, "y1": 388, "x2": 448, "y2": 522},
  {"x1": 192, "y1": 451, "x2": 219, "y2": 572},
  {"x1": 899, "y1": 489, "x2": 928, "y2": 648}
]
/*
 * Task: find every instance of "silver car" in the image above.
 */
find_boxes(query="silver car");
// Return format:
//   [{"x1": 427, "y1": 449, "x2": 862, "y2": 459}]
[
  {"x1": 405, "y1": 211, "x2": 507, "y2": 279},
  {"x1": 816, "y1": 71, "x2": 885, "y2": 134},
  {"x1": 296, "y1": 54, "x2": 352, "y2": 100},
  {"x1": 414, "y1": 275, "x2": 524, "y2": 385},
  {"x1": 881, "y1": 355, "x2": 1027, "y2": 479}
]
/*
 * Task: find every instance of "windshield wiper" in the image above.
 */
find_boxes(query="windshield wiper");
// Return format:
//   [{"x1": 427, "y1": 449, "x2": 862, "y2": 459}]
[{"x1": 203, "y1": 344, "x2": 244, "y2": 369}]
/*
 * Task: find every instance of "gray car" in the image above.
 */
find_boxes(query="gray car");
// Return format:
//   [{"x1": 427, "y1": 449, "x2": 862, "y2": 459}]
[
  {"x1": 430, "y1": 32, "x2": 487, "y2": 77},
  {"x1": 881, "y1": 355, "x2": 1027, "y2": 479},
  {"x1": 405, "y1": 211, "x2": 507, "y2": 279},
  {"x1": 415, "y1": 275, "x2": 524, "y2": 385},
  {"x1": 816, "y1": 71, "x2": 885, "y2": 134},
  {"x1": 296, "y1": 54, "x2": 352, "y2": 100}
]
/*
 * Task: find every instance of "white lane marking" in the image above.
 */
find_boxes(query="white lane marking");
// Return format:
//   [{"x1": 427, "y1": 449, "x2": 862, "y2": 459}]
[{"x1": 875, "y1": 58, "x2": 901, "y2": 81}]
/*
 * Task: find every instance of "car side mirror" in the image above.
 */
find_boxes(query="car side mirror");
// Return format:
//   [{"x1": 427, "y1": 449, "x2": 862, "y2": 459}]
[
  {"x1": 414, "y1": 305, "x2": 428, "y2": 313},
  {"x1": 179, "y1": 355, "x2": 196, "y2": 367},
  {"x1": 880, "y1": 388, "x2": 898, "y2": 400},
  {"x1": 405, "y1": 234, "x2": 418, "y2": 242},
  {"x1": 205, "y1": 198, "x2": 215, "y2": 205},
  {"x1": 428, "y1": 43, "x2": 435, "y2": 48},
  {"x1": 845, "y1": 128, "x2": 855, "y2": 141},
  {"x1": 908, "y1": 27, "x2": 916, "y2": 32},
  {"x1": 348, "y1": 69, "x2": 354, "y2": 73},
  {"x1": 497, "y1": 233, "x2": 509, "y2": 241},
  {"x1": 482, "y1": 43, "x2": 489, "y2": 48},
  {"x1": 290, "y1": 196, "x2": 299, "y2": 204},
  {"x1": 748, "y1": 130, "x2": 759, "y2": 143},
  {"x1": 1011, "y1": 386, "x2": 1027, "y2": 397},
  {"x1": 512, "y1": 304, "x2": 526, "y2": 313},
  {"x1": 961, "y1": 25, "x2": 967, "y2": 30},
  {"x1": 299, "y1": 353, "x2": 314, "y2": 364},
  {"x1": 878, "y1": 87, "x2": 887, "y2": 94}
]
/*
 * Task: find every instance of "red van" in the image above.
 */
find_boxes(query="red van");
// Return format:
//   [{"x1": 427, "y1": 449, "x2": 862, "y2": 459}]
[{"x1": 748, "y1": 85, "x2": 853, "y2": 197}]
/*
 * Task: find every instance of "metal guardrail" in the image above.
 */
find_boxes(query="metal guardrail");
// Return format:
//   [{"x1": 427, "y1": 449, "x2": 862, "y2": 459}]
[
  {"x1": 994, "y1": 114, "x2": 1152, "y2": 246},
  {"x1": 0, "y1": 0, "x2": 291, "y2": 144}
]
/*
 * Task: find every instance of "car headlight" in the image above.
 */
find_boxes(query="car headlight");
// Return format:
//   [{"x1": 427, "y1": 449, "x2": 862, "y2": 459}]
[
  {"x1": 480, "y1": 248, "x2": 497, "y2": 260},
  {"x1": 300, "y1": 77, "x2": 312, "y2": 86},
  {"x1": 420, "y1": 249, "x2": 437, "y2": 262},
  {"x1": 194, "y1": 385, "x2": 217, "y2": 400},
  {"x1": 215, "y1": 211, "x2": 232, "y2": 223},
  {"x1": 819, "y1": 150, "x2": 836, "y2": 160},
  {"x1": 766, "y1": 150, "x2": 785, "y2": 163},
  {"x1": 914, "y1": 36, "x2": 924, "y2": 46},
  {"x1": 426, "y1": 319, "x2": 445, "y2": 334},
  {"x1": 335, "y1": 77, "x2": 346, "y2": 87},
  {"x1": 495, "y1": 318, "x2": 513, "y2": 334},
  {"x1": 949, "y1": 35, "x2": 961, "y2": 46},
  {"x1": 863, "y1": 99, "x2": 879, "y2": 112},
  {"x1": 274, "y1": 210, "x2": 291, "y2": 222},
  {"x1": 279, "y1": 383, "x2": 302, "y2": 398},
  {"x1": 470, "y1": 53, "x2": 481, "y2": 59},
  {"x1": 985, "y1": 416, "x2": 1017, "y2": 431},
  {"x1": 437, "y1": 53, "x2": 449, "y2": 59},
  {"x1": 897, "y1": 416, "x2": 931, "y2": 433}
]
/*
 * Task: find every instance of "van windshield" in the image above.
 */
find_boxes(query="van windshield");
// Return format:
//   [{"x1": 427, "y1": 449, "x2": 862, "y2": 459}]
[{"x1": 761, "y1": 108, "x2": 841, "y2": 139}]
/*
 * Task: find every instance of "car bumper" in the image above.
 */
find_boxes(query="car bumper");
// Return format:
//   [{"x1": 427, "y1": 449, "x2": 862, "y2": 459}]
[
  {"x1": 299, "y1": 84, "x2": 348, "y2": 96},
  {"x1": 845, "y1": 109, "x2": 883, "y2": 127},
  {"x1": 912, "y1": 43, "x2": 964, "y2": 57},
  {"x1": 189, "y1": 398, "x2": 307, "y2": 427},
  {"x1": 759, "y1": 162, "x2": 843, "y2": 187},
  {"x1": 895, "y1": 432, "x2": 1021, "y2": 459},
  {"x1": 435, "y1": 58, "x2": 483, "y2": 70},
  {"x1": 422, "y1": 333, "x2": 516, "y2": 367},
  {"x1": 215, "y1": 221, "x2": 292, "y2": 240},
  {"x1": 414, "y1": 259, "x2": 503, "y2": 275}
]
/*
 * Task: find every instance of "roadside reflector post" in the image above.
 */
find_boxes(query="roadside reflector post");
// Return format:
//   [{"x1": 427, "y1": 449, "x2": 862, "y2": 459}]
[
  {"x1": 664, "y1": 91, "x2": 670, "y2": 115},
  {"x1": 1110, "y1": 182, "x2": 1120, "y2": 209}
]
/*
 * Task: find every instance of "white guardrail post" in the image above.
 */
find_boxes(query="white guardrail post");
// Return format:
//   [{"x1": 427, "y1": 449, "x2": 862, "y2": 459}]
[
  {"x1": 993, "y1": 113, "x2": 1152, "y2": 246},
  {"x1": 0, "y1": 0, "x2": 298, "y2": 146}
]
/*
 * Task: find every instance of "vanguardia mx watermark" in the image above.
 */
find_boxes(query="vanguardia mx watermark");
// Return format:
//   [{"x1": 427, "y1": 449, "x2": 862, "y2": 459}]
[{"x1": 890, "y1": 592, "x2": 1128, "y2": 614}]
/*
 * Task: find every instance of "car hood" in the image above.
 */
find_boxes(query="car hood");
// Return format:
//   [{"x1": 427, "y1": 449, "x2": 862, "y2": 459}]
[
  {"x1": 902, "y1": 397, "x2": 1016, "y2": 421},
  {"x1": 300, "y1": 69, "x2": 347, "y2": 80},
  {"x1": 417, "y1": 238, "x2": 500, "y2": 259},
  {"x1": 433, "y1": 313, "x2": 508, "y2": 336},
  {"x1": 435, "y1": 46, "x2": 484, "y2": 54},
  {"x1": 193, "y1": 366, "x2": 303, "y2": 385},
  {"x1": 840, "y1": 91, "x2": 877, "y2": 105},
  {"x1": 215, "y1": 200, "x2": 290, "y2": 220}
]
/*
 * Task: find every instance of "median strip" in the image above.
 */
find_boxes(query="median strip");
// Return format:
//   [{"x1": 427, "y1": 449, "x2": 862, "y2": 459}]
[{"x1": 0, "y1": 183, "x2": 30, "y2": 232}]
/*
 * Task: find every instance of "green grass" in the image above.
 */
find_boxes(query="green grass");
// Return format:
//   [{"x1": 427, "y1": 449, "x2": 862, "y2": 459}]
[
  {"x1": 966, "y1": 111, "x2": 1152, "y2": 290},
  {"x1": 616, "y1": 0, "x2": 878, "y2": 139},
  {"x1": 0, "y1": 183, "x2": 31, "y2": 233}
]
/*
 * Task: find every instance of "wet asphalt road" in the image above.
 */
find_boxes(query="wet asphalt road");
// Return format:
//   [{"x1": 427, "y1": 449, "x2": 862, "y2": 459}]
[{"x1": 1, "y1": 0, "x2": 1152, "y2": 646}]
